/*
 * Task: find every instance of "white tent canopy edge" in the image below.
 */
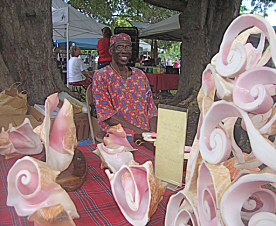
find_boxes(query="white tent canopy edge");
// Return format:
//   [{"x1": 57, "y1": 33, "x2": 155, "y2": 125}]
[
  {"x1": 52, "y1": 0, "x2": 106, "y2": 86},
  {"x1": 139, "y1": 14, "x2": 181, "y2": 41}
]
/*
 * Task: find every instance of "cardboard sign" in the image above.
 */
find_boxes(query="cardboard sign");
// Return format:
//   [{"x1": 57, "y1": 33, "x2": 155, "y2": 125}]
[
  {"x1": 155, "y1": 104, "x2": 188, "y2": 187},
  {"x1": 74, "y1": 112, "x2": 89, "y2": 140}
]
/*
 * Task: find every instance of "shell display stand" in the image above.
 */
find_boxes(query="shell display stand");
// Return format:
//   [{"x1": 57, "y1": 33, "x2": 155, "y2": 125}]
[{"x1": 39, "y1": 148, "x2": 87, "y2": 192}]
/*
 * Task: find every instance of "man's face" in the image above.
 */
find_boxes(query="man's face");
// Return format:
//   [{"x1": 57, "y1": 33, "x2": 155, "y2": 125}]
[{"x1": 110, "y1": 41, "x2": 132, "y2": 66}]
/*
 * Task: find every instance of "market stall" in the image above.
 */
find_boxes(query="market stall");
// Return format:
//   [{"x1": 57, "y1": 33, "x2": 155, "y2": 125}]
[
  {"x1": 2, "y1": 13, "x2": 276, "y2": 226},
  {"x1": 146, "y1": 73, "x2": 179, "y2": 94}
]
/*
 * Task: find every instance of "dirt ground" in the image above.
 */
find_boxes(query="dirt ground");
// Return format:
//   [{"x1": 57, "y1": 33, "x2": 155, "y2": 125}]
[{"x1": 183, "y1": 102, "x2": 200, "y2": 146}]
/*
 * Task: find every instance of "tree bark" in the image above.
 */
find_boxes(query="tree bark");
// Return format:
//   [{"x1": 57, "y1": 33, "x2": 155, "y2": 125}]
[
  {"x1": 144, "y1": 0, "x2": 188, "y2": 12},
  {"x1": 175, "y1": 0, "x2": 241, "y2": 102},
  {"x1": 144, "y1": 0, "x2": 241, "y2": 145},
  {"x1": 144, "y1": 0, "x2": 241, "y2": 102},
  {"x1": 0, "y1": 0, "x2": 69, "y2": 106}
]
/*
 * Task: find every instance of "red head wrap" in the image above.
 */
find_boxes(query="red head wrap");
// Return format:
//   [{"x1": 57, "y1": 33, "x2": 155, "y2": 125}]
[{"x1": 110, "y1": 33, "x2": 131, "y2": 46}]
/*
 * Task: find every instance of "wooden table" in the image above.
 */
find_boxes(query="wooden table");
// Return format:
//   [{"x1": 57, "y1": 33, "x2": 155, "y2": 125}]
[
  {"x1": 145, "y1": 73, "x2": 179, "y2": 94},
  {"x1": 0, "y1": 143, "x2": 186, "y2": 226}
]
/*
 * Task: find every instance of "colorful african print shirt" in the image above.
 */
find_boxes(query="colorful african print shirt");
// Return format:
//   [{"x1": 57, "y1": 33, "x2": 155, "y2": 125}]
[{"x1": 92, "y1": 65, "x2": 157, "y2": 136}]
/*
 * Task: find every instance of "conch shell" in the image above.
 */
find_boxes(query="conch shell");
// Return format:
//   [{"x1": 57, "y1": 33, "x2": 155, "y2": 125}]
[
  {"x1": 28, "y1": 204, "x2": 76, "y2": 226},
  {"x1": 6, "y1": 156, "x2": 79, "y2": 219},
  {"x1": 106, "y1": 161, "x2": 166, "y2": 226},
  {"x1": 104, "y1": 124, "x2": 136, "y2": 151},
  {"x1": 34, "y1": 93, "x2": 77, "y2": 171},
  {"x1": 94, "y1": 142, "x2": 136, "y2": 173},
  {"x1": 0, "y1": 118, "x2": 43, "y2": 159}
]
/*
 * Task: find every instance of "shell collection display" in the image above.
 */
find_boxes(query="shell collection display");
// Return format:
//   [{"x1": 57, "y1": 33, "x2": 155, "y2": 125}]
[
  {"x1": 5, "y1": 13, "x2": 276, "y2": 226},
  {"x1": 165, "y1": 14, "x2": 276, "y2": 226},
  {"x1": 94, "y1": 124, "x2": 167, "y2": 225},
  {"x1": 6, "y1": 93, "x2": 79, "y2": 225}
]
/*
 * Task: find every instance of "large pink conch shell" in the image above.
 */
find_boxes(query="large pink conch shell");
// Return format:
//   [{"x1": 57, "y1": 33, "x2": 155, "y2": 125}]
[
  {"x1": 34, "y1": 93, "x2": 59, "y2": 144},
  {"x1": 0, "y1": 118, "x2": 43, "y2": 159},
  {"x1": 104, "y1": 124, "x2": 136, "y2": 151},
  {"x1": 28, "y1": 204, "x2": 76, "y2": 226},
  {"x1": 6, "y1": 156, "x2": 79, "y2": 219},
  {"x1": 47, "y1": 98, "x2": 77, "y2": 171},
  {"x1": 34, "y1": 93, "x2": 77, "y2": 171},
  {"x1": 106, "y1": 161, "x2": 166, "y2": 226},
  {"x1": 94, "y1": 142, "x2": 136, "y2": 173}
]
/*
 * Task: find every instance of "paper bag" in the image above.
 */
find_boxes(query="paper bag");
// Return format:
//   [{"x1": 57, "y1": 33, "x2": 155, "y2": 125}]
[{"x1": 0, "y1": 83, "x2": 27, "y2": 116}]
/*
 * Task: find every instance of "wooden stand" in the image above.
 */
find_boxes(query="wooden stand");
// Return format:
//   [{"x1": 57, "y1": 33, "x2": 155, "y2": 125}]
[{"x1": 39, "y1": 148, "x2": 87, "y2": 192}]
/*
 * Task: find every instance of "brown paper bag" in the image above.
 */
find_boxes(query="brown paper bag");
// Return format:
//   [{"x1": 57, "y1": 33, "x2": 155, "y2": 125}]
[{"x1": 0, "y1": 82, "x2": 27, "y2": 116}]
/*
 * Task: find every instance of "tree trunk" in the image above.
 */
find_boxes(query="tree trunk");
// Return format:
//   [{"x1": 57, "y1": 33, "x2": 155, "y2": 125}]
[
  {"x1": 0, "y1": 0, "x2": 69, "y2": 106},
  {"x1": 144, "y1": 0, "x2": 241, "y2": 145},
  {"x1": 175, "y1": 0, "x2": 241, "y2": 102}
]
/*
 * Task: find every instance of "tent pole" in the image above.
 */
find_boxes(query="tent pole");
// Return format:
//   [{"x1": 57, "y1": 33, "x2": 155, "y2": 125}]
[{"x1": 66, "y1": 7, "x2": 69, "y2": 87}]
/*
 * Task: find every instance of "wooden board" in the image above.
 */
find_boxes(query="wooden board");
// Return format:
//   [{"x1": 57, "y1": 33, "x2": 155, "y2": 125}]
[{"x1": 39, "y1": 148, "x2": 87, "y2": 192}]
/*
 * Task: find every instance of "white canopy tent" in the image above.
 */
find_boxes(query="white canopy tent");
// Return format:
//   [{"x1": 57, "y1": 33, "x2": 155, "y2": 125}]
[
  {"x1": 139, "y1": 40, "x2": 151, "y2": 52},
  {"x1": 52, "y1": 0, "x2": 106, "y2": 86},
  {"x1": 139, "y1": 14, "x2": 276, "y2": 42},
  {"x1": 139, "y1": 14, "x2": 181, "y2": 41}
]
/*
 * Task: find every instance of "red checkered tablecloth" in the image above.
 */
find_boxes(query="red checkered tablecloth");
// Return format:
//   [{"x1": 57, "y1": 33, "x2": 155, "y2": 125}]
[{"x1": 0, "y1": 143, "x2": 185, "y2": 226}]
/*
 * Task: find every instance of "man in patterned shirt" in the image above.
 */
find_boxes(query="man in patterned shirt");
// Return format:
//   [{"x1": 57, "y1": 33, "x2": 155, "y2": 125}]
[{"x1": 93, "y1": 33, "x2": 157, "y2": 140}]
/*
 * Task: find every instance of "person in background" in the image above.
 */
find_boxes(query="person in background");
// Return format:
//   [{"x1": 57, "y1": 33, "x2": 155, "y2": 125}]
[
  {"x1": 85, "y1": 50, "x2": 91, "y2": 63},
  {"x1": 93, "y1": 33, "x2": 157, "y2": 141},
  {"x1": 68, "y1": 45, "x2": 92, "y2": 89},
  {"x1": 166, "y1": 56, "x2": 172, "y2": 66},
  {"x1": 156, "y1": 55, "x2": 161, "y2": 66},
  {"x1": 174, "y1": 57, "x2": 180, "y2": 68},
  {"x1": 52, "y1": 42, "x2": 59, "y2": 62},
  {"x1": 136, "y1": 54, "x2": 144, "y2": 63},
  {"x1": 59, "y1": 49, "x2": 66, "y2": 62},
  {"x1": 97, "y1": 27, "x2": 113, "y2": 69},
  {"x1": 161, "y1": 57, "x2": 166, "y2": 68}
]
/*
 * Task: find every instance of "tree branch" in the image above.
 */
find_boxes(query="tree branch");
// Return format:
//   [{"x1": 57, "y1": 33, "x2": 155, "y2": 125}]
[{"x1": 143, "y1": 0, "x2": 188, "y2": 12}]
